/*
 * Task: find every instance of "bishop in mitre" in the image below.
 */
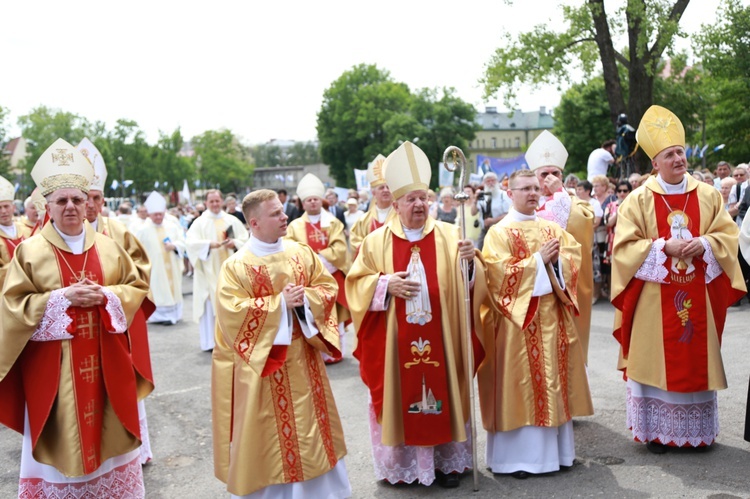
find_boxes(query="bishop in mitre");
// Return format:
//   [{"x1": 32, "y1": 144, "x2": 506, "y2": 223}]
[
  {"x1": 135, "y1": 191, "x2": 186, "y2": 325},
  {"x1": 348, "y1": 154, "x2": 396, "y2": 255},
  {"x1": 0, "y1": 175, "x2": 32, "y2": 290},
  {"x1": 0, "y1": 138, "x2": 152, "y2": 497},
  {"x1": 345, "y1": 141, "x2": 487, "y2": 488},
  {"x1": 285, "y1": 172, "x2": 351, "y2": 364}
]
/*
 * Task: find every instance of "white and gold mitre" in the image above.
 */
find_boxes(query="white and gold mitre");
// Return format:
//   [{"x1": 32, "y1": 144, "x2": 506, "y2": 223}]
[
  {"x1": 636, "y1": 105, "x2": 685, "y2": 159},
  {"x1": 31, "y1": 138, "x2": 94, "y2": 196},
  {"x1": 384, "y1": 141, "x2": 431, "y2": 199},
  {"x1": 296, "y1": 173, "x2": 326, "y2": 201},
  {"x1": 366, "y1": 154, "x2": 387, "y2": 187},
  {"x1": 0, "y1": 175, "x2": 14, "y2": 202},
  {"x1": 144, "y1": 191, "x2": 167, "y2": 214},
  {"x1": 76, "y1": 137, "x2": 107, "y2": 191},
  {"x1": 525, "y1": 130, "x2": 568, "y2": 171}
]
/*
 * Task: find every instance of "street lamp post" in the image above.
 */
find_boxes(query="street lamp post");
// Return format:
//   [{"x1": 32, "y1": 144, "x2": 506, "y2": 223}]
[{"x1": 117, "y1": 156, "x2": 125, "y2": 200}]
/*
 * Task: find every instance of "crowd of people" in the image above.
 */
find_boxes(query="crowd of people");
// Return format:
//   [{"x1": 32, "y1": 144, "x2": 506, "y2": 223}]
[{"x1": 0, "y1": 104, "x2": 749, "y2": 498}]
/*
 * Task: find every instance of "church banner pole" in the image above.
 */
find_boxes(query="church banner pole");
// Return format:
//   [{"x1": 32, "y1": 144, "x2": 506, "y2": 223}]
[{"x1": 443, "y1": 145, "x2": 479, "y2": 492}]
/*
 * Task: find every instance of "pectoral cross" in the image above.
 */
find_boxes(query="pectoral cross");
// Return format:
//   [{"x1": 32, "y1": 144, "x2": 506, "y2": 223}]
[
  {"x1": 79, "y1": 355, "x2": 100, "y2": 383},
  {"x1": 76, "y1": 311, "x2": 98, "y2": 340}
]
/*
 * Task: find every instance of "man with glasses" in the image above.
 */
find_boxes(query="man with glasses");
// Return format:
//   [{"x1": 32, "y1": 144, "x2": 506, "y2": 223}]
[
  {"x1": 479, "y1": 168, "x2": 592, "y2": 479},
  {"x1": 527, "y1": 131, "x2": 596, "y2": 364},
  {"x1": 0, "y1": 139, "x2": 151, "y2": 496}
]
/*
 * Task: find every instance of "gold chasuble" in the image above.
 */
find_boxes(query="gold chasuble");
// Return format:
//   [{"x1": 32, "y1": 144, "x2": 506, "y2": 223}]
[
  {"x1": 0, "y1": 220, "x2": 32, "y2": 289},
  {"x1": 565, "y1": 197, "x2": 595, "y2": 363},
  {"x1": 285, "y1": 212, "x2": 351, "y2": 322},
  {"x1": 479, "y1": 218, "x2": 593, "y2": 432},
  {"x1": 346, "y1": 217, "x2": 488, "y2": 447},
  {"x1": 349, "y1": 206, "x2": 397, "y2": 255},
  {"x1": 612, "y1": 176, "x2": 745, "y2": 392},
  {"x1": 0, "y1": 223, "x2": 150, "y2": 476},
  {"x1": 212, "y1": 240, "x2": 346, "y2": 496}
]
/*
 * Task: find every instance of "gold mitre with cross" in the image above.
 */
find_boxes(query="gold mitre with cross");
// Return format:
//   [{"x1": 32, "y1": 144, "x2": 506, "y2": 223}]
[
  {"x1": 525, "y1": 130, "x2": 568, "y2": 171},
  {"x1": 76, "y1": 138, "x2": 108, "y2": 191},
  {"x1": 31, "y1": 138, "x2": 94, "y2": 196},
  {"x1": 636, "y1": 105, "x2": 685, "y2": 160},
  {"x1": 296, "y1": 173, "x2": 326, "y2": 201},
  {"x1": 0, "y1": 175, "x2": 14, "y2": 202},
  {"x1": 384, "y1": 141, "x2": 431, "y2": 199},
  {"x1": 366, "y1": 154, "x2": 387, "y2": 187}
]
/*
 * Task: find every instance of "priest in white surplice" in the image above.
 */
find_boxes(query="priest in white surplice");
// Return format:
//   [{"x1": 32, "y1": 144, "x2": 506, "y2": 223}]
[
  {"x1": 186, "y1": 190, "x2": 248, "y2": 351},
  {"x1": 135, "y1": 192, "x2": 186, "y2": 325}
]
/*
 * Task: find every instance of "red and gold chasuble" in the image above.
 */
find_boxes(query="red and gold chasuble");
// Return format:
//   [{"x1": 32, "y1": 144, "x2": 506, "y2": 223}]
[
  {"x1": 305, "y1": 221, "x2": 348, "y2": 309},
  {"x1": 392, "y1": 232, "x2": 452, "y2": 446},
  {"x1": 22, "y1": 246, "x2": 140, "y2": 474}
]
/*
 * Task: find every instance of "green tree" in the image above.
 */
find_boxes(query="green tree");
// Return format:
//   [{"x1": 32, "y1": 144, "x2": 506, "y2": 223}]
[
  {"x1": 317, "y1": 64, "x2": 412, "y2": 186},
  {"x1": 483, "y1": 0, "x2": 692, "y2": 132},
  {"x1": 694, "y1": 0, "x2": 750, "y2": 165},
  {"x1": 553, "y1": 77, "x2": 612, "y2": 174},
  {"x1": 105, "y1": 119, "x2": 152, "y2": 199},
  {"x1": 191, "y1": 129, "x2": 253, "y2": 193},
  {"x1": 16, "y1": 106, "x2": 102, "y2": 193},
  {"x1": 553, "y1": 57, "x2": 705, "y2": 176},
  {"x1": 383, "y1": 88, "x2": 479, "y2": 188},
  {"x1": 0, "y1": 105, "x2": 10, "y2": 177}
]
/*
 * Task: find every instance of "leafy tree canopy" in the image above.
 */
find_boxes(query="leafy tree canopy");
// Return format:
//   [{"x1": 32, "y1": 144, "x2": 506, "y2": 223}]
[{"x1": 317, "y1": 64, "x2": 479, "y2": 188}]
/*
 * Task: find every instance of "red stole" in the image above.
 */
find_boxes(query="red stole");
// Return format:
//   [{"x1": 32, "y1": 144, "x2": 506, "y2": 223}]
[
  {"x1": 370, "y1": 217, "x2": 384, "y2": 233},
  {"x1": 21, "y1": 244, "x2": 140, "y2": 473},
  {"x1": 304, "y1": 220, "x2": 348, "y2": 309},
  {"x1": 392, "y1": 232, "x2": 452, "y2": 445},
  {"x1": 653, "y1": 192, "x2": 709, "y2": 391},
  {"x1": 2, "y1": 234, "x2": 25, "y2": 258}
]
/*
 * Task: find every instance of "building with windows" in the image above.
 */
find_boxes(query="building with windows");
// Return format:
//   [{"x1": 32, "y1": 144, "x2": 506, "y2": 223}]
[{"x1": 467, "y1": 106, "x2": 555, "y2": 164}]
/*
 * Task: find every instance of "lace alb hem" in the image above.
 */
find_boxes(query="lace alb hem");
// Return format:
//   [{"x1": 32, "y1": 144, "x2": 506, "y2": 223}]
[
  {"x1": 368, "y1": 402, "x2": 472, "y2": 486},
  {"x1": 700, "y1": 237, "x2": 722, "y2": 284},
  {"x1": 102, "y1": 288, "x2": 127, "y2": 333},
  {"x1": 626, "y1": 386, "x2": 719, "y2": 447},
  {"x1": 635, "y1": 238, "x2": 668, "y2": 283},
  {"x1": 18, "y1": 456, "x2": 145, "y2": 499},
  {"x1": 537, "y1": 191, "x2": 571, "y2": 229},
  {"x1": 30, "y1": 289, "x2": 73, "y2": 342}
]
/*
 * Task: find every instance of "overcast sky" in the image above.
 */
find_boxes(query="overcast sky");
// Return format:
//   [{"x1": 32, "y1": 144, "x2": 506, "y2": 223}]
[{"x1": 1, "y1": 0, "x2": 727, "y2": 146}]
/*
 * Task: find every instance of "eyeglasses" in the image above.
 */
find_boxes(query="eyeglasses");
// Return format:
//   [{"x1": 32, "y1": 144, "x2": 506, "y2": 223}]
[
  {"x1": 616, "y1": 189, "x2": 630, "y2": 193},
  {"x1": 733, "y1": 173, "x2": 746, "y2": 178},
  {"x1": 51, "y1": 196, "x2": 86, "y2": 206},
  {"x1": 538, "y1": 171, "x2": 562, "y2": 179},
  {"x1": 510, "y1": 186, "x2": 542, "y2": 193}
]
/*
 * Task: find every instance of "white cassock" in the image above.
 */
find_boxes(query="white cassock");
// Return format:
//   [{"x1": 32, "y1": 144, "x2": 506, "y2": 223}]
[
  {"x1": 186, "y1": 211, "x2": 249, "y2": 351},
  {"x1": 135, "y1": 218, "x2": 187, "y2": 325}
]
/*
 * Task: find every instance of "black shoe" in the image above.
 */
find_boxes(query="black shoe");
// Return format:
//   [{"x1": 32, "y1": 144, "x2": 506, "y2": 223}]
[
  {"x1": 511, "y1": 471, "x2": 530, "y2": 479},
  {"x1": 435, "y1": 471, "x2": 460, "y2": 488},
  {"x1": 646, "y1": 441, "x2": 668, "y2": 454}
]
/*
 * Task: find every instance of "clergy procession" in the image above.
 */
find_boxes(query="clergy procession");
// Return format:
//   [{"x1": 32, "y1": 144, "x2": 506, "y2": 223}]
[{"x1": 2, "y1": 104, "x2": 750, "y2": 498}]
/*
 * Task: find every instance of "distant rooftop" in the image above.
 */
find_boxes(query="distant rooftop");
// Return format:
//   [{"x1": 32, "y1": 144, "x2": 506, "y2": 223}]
[{"x1": 476, "y1": 106, "x2": 554, "y2": 131}]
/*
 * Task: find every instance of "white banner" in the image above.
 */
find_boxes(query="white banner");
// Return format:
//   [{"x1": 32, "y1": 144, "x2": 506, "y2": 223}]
[
  {"x1": 354, "y1": 168, "x2": 369, "y2": 191},
  {"x1": 438, "y1": 162, "x2": 455, "y2": 189}
]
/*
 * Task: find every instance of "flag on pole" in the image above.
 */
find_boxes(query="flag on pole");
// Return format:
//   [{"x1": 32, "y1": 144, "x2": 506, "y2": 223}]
[{"x1": 180, "y1": 179, "x2": 192, "y2": 206}]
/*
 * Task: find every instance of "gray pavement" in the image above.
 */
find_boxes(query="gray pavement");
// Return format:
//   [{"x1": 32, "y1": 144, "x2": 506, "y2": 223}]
[{"x1": 2, "y1": 276, "x2": 750, "y2": 498}]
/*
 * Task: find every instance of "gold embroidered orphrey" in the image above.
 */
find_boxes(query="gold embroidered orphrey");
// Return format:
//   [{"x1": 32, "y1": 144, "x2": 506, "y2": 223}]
[{"x1": 404, "y1": 337, "x2": 440, "y2": 369}]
